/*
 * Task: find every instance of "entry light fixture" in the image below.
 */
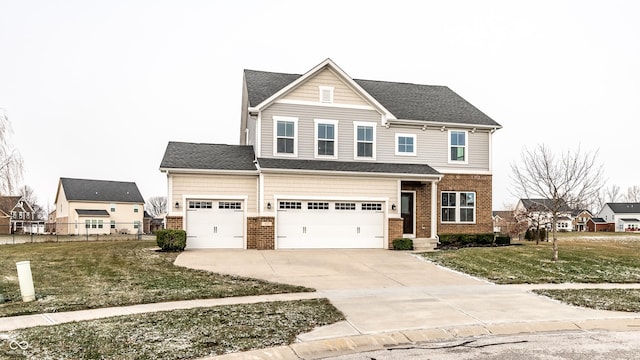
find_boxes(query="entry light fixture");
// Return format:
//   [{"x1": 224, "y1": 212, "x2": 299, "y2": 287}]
[
  {"x1": 174, "y1": 202, "x2": 180, "y2": 209},
  {"x1": 391, "y1": 203, "x2": 397, "y2": 211},
  {"x1": 267, "y1": 202, "x2": 272, "y2": 210}
]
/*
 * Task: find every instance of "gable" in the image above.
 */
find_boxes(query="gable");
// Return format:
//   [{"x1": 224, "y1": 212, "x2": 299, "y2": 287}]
[
  {"x1": 60, "y1": 178, "x2": 145, "y2": 203},
  {"x1": 282, "y1": 68, "x2": 371, "y2": 107}
]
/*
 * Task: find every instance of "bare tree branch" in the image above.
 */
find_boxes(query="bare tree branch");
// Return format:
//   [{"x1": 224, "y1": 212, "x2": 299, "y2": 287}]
[{"x1": 0, "y1": 109, "x2": 24, "y2": 195}]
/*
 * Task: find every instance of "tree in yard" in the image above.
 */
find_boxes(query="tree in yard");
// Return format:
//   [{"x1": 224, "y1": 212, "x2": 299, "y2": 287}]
[
  {"x1": 146, "y1": 196, "x2": 167, "y2": 217},
  {"x1": 623, "y1": 185, "x2": 640, "y2": 202},
  {"x1": 511, "y1": 144, "x2": 604, "y2": 261},
  {"x1": 0, "y1": 109, "x2": 23, "y2": 195}
]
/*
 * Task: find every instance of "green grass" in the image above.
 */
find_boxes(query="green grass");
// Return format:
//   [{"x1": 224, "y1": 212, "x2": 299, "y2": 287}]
[
  {"x1": 0, "y1": 299, "x2": 345, "y2": 360},
  {"x1": 0, "y1": 240, "x2": 312, "y2": 317},
  {"x1": 422, "y1": 239, "x2": 640, "y2": 284},
  {"x1": 533, "y1": 289, "x2": 640, "y2": 312}
]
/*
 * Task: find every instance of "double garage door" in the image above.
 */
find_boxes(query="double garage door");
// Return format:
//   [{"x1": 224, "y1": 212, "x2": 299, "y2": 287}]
[
  {"x1": 276, "y1": 200, "x2": 385, "y2": 249},
  {"x1": 186, "y1": 200, "x2": 244, "y2": 249}
]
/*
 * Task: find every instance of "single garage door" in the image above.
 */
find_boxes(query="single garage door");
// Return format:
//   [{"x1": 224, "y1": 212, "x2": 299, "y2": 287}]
[
  {"x1": 276, "y1": 200, "x2": 384, "y2": 249},
  {"x1": 186, "y1": 200, "x2": 244, "y2": 249}
]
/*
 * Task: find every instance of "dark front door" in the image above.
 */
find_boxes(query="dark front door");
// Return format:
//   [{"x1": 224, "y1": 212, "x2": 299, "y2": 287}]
[{"x1": 401, "y1": 192, "x2": 414, "y2": 235}]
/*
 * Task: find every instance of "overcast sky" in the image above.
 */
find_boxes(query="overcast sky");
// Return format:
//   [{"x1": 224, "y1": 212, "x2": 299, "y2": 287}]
[{"x1": 1, "y1": 0, "x2": 638, "y2": 211}]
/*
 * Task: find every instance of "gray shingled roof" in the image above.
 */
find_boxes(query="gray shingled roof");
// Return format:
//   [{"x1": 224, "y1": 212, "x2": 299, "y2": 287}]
[
  {"x1": 244, "y1": 69, "x2": 501, "y2": 127},
  {"x1": 590, "y1": 217, "x2": 606, "y2": 223},
  {"x1": 75, "y1": 209, "x2": 110, "y2": 216},
  {"x1": 61, "y1": 178, "x2": 144, "y2": 203},
  {"x1": 160, "y1": 142, "x2": 257, "y2": 171},
  {"x1": 606, "y1": 203, "x2": 640, "y2": 214},
  {"x1": 257, "y1": 157, "x2": 440, "y2": 176},
  {"x1": 520, "y1": 198, "x2": 572, "y2": 212}
]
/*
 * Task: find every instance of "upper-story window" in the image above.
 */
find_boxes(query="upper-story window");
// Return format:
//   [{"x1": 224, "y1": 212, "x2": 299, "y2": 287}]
[
  {"x1": 319, "y1": 86, "x2": 334, "y2": 103},
  {"x1": 354, "y1": 122, "x2": 376, "y2": 159},
  {"x1": 395, "y1": 133, "x2": 416, "y2": 156},
  {"x1": 273, "y1": 116, "x2": 298, "y2": 156},
  {"x1": 449, "y1": 130, "x2": 467, "y2": 163},
  {"x1": 315, "y1": 119, "x2": 338, "y2": 158}
]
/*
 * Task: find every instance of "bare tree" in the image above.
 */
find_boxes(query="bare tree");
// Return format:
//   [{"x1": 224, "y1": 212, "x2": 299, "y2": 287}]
[
  {"x1": 18, "y1": 185, "x2": 44, "y2": 220},
  {"x1": 623, "y1": 185, "x2": 640, "y2": 202},
  {"x1": 0, "y1": 109, "x2": 23, "y2": 194},
  {"x1": 145, "y1": 196, "x2": 167, "y2": 217},
  {"x1": 511, "y1": 144, "x2": 604, "y2": 261}
]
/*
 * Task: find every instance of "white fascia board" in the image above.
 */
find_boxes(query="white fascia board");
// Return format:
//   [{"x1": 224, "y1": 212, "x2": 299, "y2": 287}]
[
  {"x1": 433, "y1": 168, "x2": 493, "y2": 175},
  {"x1": 159, "y1": 168, "x2": 258, "y2": 176},
  {"x1": 259, "y1": 167, "x2": 442, "y2": 180},
  {"x1": 253, "y1": 58, "x2": 396, "y2": 121},
  {"x1": 388, "y1": 119, "x2": 502, "y2": 131}
]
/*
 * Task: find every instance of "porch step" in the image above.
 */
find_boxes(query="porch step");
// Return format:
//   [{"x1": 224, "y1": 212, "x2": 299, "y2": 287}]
[{"x1": 412, "y1": 238, "x2": 439, "y2": 252}]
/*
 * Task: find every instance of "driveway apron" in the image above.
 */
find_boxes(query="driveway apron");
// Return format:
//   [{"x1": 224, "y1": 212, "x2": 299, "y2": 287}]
[{"x1": 175, "y1": 249, "x2": 637, "y2": 336}]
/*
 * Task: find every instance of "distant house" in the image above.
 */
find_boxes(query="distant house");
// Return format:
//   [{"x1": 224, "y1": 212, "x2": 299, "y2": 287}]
[
  {"x1": 515, "y1": 198, "x2": 573, "y2": 231},
  {"x1": 586, "y1": 217, "x2": 609, "y2": 232},
  {"x1": 54, "y1": 178, "x2": 145, "y2": 235},
  {"x1": 0, "y1": 196, "x2": 36, "y2": 234},
  {"x1": 572, "y1": 209, "x2": 592, "y2": 232},
  {"x1": 492, "y1": 210, "x2": 516, "y2": 234},
  {"x1": 597, "y1": 203, "x2": 640, "y2": 232}
]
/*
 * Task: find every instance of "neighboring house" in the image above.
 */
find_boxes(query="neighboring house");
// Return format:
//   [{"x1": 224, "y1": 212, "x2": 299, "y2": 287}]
[
  {"x1": 515, "y1": 198, "x2": 574, "y2": 231},
  {"x1": 54, "y1": 178, "x2": 145, "y2": 235},
  {"x1": 160, "y1": 59, "x2": 502, "y2": 249},
  {"x1": 492, "y1": 210, "x2": 516, "y2": 234},
  {"x1": 597, "y1": 203, "x2": 640, "y2": 232},
  {"x1": 0, "y1": 196, "x2": 36, "y2": 234},
  {"x1": 572, "y1": 209, "x2": 592, "y2": 232},
  {"x1": 587, "y1": 217, "x2": 609, "y2": 232}
]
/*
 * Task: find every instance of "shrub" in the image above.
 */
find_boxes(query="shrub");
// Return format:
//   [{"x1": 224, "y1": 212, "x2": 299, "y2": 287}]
[
  {"x1": 156, "y1": 229, "x2": 187, "y2": 251},
  {"x1": 495, "y1": 235, "x2": 511, "y2": 246},
  {"x1": 437, "y1": 233, "x2": 502, "y2": 249},
  {"x1": 392, "y1": 238, "x2": 414, "y2": 250}
]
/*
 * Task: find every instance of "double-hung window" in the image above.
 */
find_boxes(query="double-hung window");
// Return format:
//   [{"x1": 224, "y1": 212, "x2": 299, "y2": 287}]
[
  {"x1": 315, "y1": 119, "x2": 338, "y2": 158},
  {"x1": 354, "y1": 122, "x2": 375, "y2": 159},
  {"x1": 274, "y1": 116, "x2": 298, "y2": 156},
  {"x1": 441, "y1": 191, "x2": 476, "y2": 223},
  {"x1": 449, "y1": 130, "x2": 467, "y2": 163},
  {"x1": 395, "y1": 133, "x2": 416, "y2": 156}
]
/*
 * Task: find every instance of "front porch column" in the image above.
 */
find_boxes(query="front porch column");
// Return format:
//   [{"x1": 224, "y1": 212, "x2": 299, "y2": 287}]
[{"x1": 431, "y1": 180, "x2": 438, "y2": 239}]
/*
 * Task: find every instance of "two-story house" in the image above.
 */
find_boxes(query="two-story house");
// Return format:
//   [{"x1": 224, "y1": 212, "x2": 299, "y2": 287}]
[
  {"x1": 597, "y1": 203, "x2": 640, "y2": 232},
  {"x1": 54, "y1": 177, "x2": 145, "y2": 235},
  {"x1": 0, "y1": 196, "x2": 36, "y2": 234},
  {"x1": 160, "y1": 59, "x2": 501, "y2": 249},
  {"x1": 515, "y1": 198, "x2": 574, "y2": 232}
]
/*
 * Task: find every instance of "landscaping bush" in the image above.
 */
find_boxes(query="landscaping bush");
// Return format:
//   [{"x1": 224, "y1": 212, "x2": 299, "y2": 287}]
[
  {"x1": 437, "y1": 233, "x2": 502, "y2": 249},
  {"x1": 495, "y1": 235, "x2": 511, "y2": 246},
  {"x1": 156, "y1": 229, "x2": 187, "y2": 251},
  {"x1": 392, "y1": 238, "x2": 413, "y2": 250}
]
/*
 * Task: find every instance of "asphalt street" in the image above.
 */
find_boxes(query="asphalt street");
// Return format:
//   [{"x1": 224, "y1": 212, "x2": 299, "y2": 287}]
[{"x1": 326, "y1": 331, "x2": 640, "y2": 360}]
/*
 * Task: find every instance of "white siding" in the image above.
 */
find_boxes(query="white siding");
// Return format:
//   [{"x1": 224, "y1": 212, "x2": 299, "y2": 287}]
[{"x1": 283, "y1": 68, "x2": 370, "y2": 106}]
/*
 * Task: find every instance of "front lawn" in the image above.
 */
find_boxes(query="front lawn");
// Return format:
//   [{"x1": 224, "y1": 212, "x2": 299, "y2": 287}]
[
  {"x1": 0, "y1": 241, "x2": 312, "y2": 317},
  {"x1": 533, "y1": 289, "x2": 640, "y2": 312},
  {"x1": 422, "y1": 239, "x2": 640, "y2": 284},
  {"x1": 1, "y1": 299, "x2": 345, "y2": 359}
]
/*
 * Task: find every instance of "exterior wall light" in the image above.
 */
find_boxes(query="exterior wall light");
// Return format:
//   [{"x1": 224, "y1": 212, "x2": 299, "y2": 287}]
[
  {"x1": 267, "y1": 202, "x2": 272, "y2": 210},
  {"x1": 175, "y1": 202, "x2": 180, "y2": 209},
  {"x1": 391, "y1": 203, "x2": 397, "y2": 211}
]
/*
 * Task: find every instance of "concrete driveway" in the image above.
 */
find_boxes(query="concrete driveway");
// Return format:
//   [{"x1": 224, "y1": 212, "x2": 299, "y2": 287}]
[{"x1": 175, "y1": 249, "x2": 639, "y2": 338}]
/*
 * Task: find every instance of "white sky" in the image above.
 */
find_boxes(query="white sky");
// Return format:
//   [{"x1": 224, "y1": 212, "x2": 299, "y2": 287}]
[{"x1": 1, "y1": 0, "x2": 639, "y2": 210}]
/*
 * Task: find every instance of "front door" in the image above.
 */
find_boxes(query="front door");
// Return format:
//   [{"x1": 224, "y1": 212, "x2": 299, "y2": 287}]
[{"x1": 401, "y1": 192, "x2": 415, "y2": 236}]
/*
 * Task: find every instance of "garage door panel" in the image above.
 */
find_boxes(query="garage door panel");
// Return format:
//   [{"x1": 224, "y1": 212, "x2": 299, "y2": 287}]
[
  {"x1": 186, "y1": 200, "x2": 244, "y2": 249},
  {"x1": 277, "y1": 201, "x2": 384, "y2": 249}
]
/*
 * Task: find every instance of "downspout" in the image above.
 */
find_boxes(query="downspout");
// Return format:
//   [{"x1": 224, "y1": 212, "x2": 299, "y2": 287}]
[{"x1": 431, "y1": 177, "x2": 441, "y2": 241}]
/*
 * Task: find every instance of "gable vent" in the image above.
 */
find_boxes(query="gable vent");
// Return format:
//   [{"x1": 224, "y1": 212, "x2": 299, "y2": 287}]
[{"x1": 319, "y1": 86, "x2": 334, "y2": 103}]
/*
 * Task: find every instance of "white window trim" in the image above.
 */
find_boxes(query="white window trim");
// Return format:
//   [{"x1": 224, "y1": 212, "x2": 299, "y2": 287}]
[
  {"x1": 273, "y1": 116, "x2": 298, "y2": 157},
  {"x1": 353, "y1": 121, "x2": 376, "y2": 160},
  {"x1": 319, "y1": 86, "x2": 334, "y2": 103},
  {"x1": 314, "y1": 119, "x2": 339, "y2": 159},
  {"x1": 441, "y1": 191, "x2": 476, "y2": 224},
  {"x1": 395, "y1": 133, "x2": 417, "y2": 156},
  {"x1": 448, "y1": 129, "x2": 469, "y2": 164}
]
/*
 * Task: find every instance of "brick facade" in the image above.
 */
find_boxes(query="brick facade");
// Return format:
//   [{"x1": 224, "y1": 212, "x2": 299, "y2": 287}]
[
  {"x1": 388, "y1": 218, "x2": 404, "y2": 249},
  {"x1": 437, "y1": 174, "x2": 493, "y2": 234},
  {"x1": 165, "y1": 216, "x2": 183, "y2": 230},
  {"x1": 247, "y1": 216, "x2": 275, "y2": 249}
]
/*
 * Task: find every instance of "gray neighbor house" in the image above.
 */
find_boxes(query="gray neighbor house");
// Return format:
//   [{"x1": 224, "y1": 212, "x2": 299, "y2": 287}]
[{"x1": 160, "y1": 59, "x2": 501, "y2": 250}]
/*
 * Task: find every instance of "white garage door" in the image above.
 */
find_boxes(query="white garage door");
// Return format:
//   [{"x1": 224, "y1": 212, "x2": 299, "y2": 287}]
[
  {"x1": 277, "y1": 200, "x2": 384, "y2": 249},
  {"x1": 186, "y1": 200, "x2": 244, "y2": 249}
]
